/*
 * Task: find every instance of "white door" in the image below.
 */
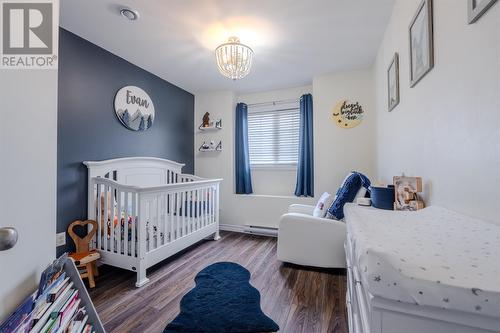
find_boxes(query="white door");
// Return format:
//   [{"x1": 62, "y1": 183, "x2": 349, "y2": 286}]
[{"x1": 0, "y1": 1, "x2": 59, "y2": 320}]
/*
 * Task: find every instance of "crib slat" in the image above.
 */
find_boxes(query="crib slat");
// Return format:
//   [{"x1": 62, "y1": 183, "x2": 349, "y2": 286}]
[
  {"x1": 181, "y1": 191, "x2": 185, "y2": 237},
  {"x1": 156, "y1": 194, "x2": 161, "y2": 249},
  {"x1": 207, "y1": 187, "x2": 210, "y2": 226},
  {"x1": 110, "y1": 186, "x2": 115, "y2": 253},
  {"x1": 215, "y1": 184, "x2": 220, "y2": 229},
  {"x1": 186, "y1": 191, "x2": 194, "y2": 233},
  {"x1": 132, "y1": 192, "x2": 137, "y2": 257},
  {"x1": 169, "y1": 193, "x2": 174, "y2": 242},
  {"x1": 103, "y1": 185, "x2": 109, "y2": 252},
  {"x1": 196, "y1": 189, "x2": 200, "y2": 230},
  {"x1": 163, "y1": 194, "x2": 168, "y2": 245},
  {"x1": 202, "y1": 188, "x2": 207, "y2": 228},
  {"x1": 175, "y1": 192, "x2": 182, "y2": 238},
  {"x1": 96, "y1": 183, "x2": 101, "y2": 250},
  {"x1": 209, "y1": 187, "x2": 213, "y2": 225},
  {"x1": 123, "y1": 191, "x2": 128, "y2": 256},
  {"x1": 117, "y1": 188, "x2": 122, "y2": 255},
  {"x1": 146, "y1": 200, "x2": 151, "y2": 252}
]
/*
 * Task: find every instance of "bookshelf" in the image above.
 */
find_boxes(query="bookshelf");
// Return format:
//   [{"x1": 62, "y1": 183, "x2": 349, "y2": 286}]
[
  {"x1": 0, "y1": 256, "x2": 105, "y2": 333},
  {"x1": 63, "y1": 259, "x2": 105, "y2": 333}
]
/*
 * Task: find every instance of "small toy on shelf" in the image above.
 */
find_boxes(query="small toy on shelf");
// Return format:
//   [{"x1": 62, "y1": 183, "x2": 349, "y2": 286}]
[{"x1": 202, "y1": 112, "x2": 211, "y2": 128}]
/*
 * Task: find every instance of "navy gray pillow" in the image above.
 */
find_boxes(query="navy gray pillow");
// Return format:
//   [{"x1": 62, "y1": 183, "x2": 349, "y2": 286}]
[{"x1": 326, "y1": 172, "x2": 371, "y2": 220}]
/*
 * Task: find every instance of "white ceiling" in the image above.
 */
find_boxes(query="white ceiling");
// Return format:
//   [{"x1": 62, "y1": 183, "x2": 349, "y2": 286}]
[{"x1": 60, "y1": 0, "x2": 395, "y2": 94}]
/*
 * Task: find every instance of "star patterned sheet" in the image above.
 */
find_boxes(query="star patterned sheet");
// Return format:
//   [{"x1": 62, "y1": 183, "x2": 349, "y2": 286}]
[{"x1": 344, "y1": 203, "x2": 500, "y2": 317}]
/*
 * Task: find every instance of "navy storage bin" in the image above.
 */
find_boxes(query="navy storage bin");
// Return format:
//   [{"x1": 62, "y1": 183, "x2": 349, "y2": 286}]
[{"x1": 370, "y1": 186, "x2": 395, "y2": 210}]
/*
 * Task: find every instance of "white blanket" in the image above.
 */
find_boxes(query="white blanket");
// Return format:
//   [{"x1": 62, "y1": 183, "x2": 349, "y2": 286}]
[{"x1": 344, "y1": 204, "x2": 500, "y2": 317}]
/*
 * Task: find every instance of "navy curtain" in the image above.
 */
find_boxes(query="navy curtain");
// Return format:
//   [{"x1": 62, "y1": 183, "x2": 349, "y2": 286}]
[
  {"x1": 235, "y1": 103, "x2": 253, "y2": 194},
  {"x1": 294, "y1": 94, "x2": 314, "y2": 197}
]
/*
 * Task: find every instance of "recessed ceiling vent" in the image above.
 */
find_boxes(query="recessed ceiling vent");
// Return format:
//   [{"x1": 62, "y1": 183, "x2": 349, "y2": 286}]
[{"x1": 120, "y1": 8, "x2": 139, "y2": 21}]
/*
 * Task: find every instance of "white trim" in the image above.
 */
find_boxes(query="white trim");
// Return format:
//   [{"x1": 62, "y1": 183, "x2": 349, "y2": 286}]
[
  {"x1": 219, "y1": 223, "x2": 245, "y2": 233},
  {"x1": 219, "y1": 223, "x2": 278, "y2": 237},
  {"x1": 244, "y1": 225, "x2": 278, "y2": 237}
]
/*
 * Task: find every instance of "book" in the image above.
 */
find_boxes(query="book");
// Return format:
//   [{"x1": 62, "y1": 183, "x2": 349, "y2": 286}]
[
  {"x1": 37, "y1": 255, "x2": 67, "y2": 299},
  {"x1": 0, "y1": 293, "x2": 35, "y2": 333},
  {"x1": 55, "y1": 299, "x2": 81, "y2": 333},
  {"x1": 30, "y1": 283, "x2": 74, "y2": 333},
  {"x1": 46, "y1": 277, "x2": 70, "y2": 303}
]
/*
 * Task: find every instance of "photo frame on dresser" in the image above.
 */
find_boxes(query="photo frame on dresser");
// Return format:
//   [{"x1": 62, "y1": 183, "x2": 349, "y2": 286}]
[
  {"x1": 468, "y1": 0, "x2": 498, "y2": 23},
  {"x1": 408, "y1": 0, "x2": 434, "y2": 87},
  {"x1": 387, "y1": 52, "x2": 400, "y2": 111}
]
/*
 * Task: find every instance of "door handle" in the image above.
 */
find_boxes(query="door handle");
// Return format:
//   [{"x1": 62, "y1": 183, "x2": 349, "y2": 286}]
[{"x1": 0, "y1": 227, "x2": 18, "y2": 251}]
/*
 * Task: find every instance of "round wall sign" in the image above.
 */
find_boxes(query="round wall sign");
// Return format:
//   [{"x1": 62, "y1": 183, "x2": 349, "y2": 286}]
[
  {"x1": 114, "y1": 86, "x2": 155, "y2": 131},
  {"x1": 332, "y1": 99, "x2": 364, "y2": 129}
]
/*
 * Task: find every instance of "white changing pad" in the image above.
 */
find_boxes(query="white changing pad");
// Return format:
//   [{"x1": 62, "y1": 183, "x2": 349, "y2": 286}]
[{"x1": 344, "y1": 204, "x2": 500, "y2": 317}]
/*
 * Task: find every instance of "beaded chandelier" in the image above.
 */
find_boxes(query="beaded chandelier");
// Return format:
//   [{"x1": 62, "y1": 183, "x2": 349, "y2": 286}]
[{"x1": 215, "y1": 36, "x2": 253, "y2": 80}]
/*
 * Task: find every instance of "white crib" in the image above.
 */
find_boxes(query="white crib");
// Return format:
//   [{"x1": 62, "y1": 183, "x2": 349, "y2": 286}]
[{"x1": 84, "y1": 157, "x2": 222, "y2": 287}]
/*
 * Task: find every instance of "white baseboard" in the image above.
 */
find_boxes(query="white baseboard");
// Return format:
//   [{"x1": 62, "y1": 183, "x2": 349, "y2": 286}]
[
  {"x1": 219, "y1": 223, "x2": 245, "y2": 233},
  {"x1": 220, "y1": 223, "x2": 278, "y2": 237}
]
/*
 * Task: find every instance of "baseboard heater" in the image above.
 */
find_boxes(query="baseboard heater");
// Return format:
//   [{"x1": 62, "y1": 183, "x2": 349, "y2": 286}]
[{"x1": 243, "y1": 225, "x2": 278, "y2": 237}]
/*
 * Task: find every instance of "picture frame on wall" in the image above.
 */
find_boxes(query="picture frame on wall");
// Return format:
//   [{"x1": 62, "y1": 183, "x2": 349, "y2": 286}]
[
  {"x1": 387, "y1": 53, "x2": 400, "y2": 111},
  {"x1": 408, "y1": 0, "x2": 434, "y2": 88},
  {"x1": 468, "y1": 0, "x2": 498, "y2": 24}
]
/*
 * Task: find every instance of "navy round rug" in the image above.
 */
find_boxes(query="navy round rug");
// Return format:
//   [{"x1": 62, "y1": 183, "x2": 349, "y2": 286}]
[{"x1": 164, "y1": 262, "x2": 279, "y2": 333}]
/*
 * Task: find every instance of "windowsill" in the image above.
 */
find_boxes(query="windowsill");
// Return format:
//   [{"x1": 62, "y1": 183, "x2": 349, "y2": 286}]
[{"x1": 250, "y1": 164, "x2": 297, "y2": 171}]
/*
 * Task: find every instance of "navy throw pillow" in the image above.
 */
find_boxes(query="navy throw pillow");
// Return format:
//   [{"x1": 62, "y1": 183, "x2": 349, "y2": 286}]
[{"x1": 327, "y1": 172, "x2": 371, "y2": 220}]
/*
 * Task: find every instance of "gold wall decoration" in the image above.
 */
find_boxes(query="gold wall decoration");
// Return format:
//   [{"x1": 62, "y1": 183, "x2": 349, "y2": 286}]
[{"x1": 332, "y1": 100, "x2": 364, "y2": 128}]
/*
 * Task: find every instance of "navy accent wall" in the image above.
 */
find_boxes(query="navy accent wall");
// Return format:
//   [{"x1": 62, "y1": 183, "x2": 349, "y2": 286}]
[{"x1": 57, "y1": 29, "x2": 194, "y2": 255}]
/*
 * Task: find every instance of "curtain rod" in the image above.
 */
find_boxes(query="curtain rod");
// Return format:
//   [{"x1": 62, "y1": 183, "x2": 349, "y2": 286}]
[{"x1": 247, "y1": 98, "x2": 299, "y2": 107}]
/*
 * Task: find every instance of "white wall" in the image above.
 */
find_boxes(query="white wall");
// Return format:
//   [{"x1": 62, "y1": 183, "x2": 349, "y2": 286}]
[
  {"x1": 195, "y1": 70, "x2": 375, "y2": 228},
  {"x1": 373, "y1": 0, "x2": 500, "y2": 223},
  {"x1": 0, "y1": 26, "x2": 59, "y2": 324},
  {"x1": 313, "y1": 69, "x2": 376, "y2": 195}
]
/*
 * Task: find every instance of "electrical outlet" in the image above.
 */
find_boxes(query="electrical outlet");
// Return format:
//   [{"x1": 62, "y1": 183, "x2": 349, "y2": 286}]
[{"x1": 56, "y1": 232, "x2": 66, "y2": 247}]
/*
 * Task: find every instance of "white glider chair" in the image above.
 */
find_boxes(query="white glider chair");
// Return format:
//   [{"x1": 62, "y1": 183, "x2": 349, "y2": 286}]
[{"x1": 277, "y1": 204, "x2": 347, "y2": 268}]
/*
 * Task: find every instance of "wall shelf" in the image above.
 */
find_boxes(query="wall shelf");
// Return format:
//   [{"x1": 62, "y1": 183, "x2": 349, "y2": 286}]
[
  {"x1": 198, "y1": 118, "x2": 222, "y2": 131},
  {"x1": 198, "y1": 124, "x2": 222, "y2": 131},
  {"x1": 199, "y1": 141, "x2": 222, "y2": 152}
]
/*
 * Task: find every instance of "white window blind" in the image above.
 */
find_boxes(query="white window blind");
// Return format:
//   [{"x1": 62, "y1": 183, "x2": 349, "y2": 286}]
[{"x1": 247, "y1": 101, "x2": 300, "y2": 166}]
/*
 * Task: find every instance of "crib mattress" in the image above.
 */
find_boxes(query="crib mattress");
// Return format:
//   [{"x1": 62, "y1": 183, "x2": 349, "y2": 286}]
[
  {"x1": 100, "y1": 217, "x2": 205, "y2": 254},
  {"x1": 344, "y1": 203, "x2": 500, "y2": 317}
]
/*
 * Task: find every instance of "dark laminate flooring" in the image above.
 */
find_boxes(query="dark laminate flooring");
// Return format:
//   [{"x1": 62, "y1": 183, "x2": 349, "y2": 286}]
[{"x1": 88, "y1": 231, "x2": 347, "y2": 333}]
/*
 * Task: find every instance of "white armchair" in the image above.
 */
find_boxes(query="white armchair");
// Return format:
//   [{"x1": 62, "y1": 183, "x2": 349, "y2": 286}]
[{"x1": 277, "y1": 204, "x2": 347, "y2": 268}]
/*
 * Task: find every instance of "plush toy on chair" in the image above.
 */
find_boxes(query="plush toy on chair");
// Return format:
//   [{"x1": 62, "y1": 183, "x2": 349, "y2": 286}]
[{"x1": 67, "y1": 220, "x2": 101, "y2": 288}]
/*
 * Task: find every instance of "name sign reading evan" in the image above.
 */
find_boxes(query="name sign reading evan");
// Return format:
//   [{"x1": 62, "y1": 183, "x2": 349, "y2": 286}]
[{"x1": 114, "y1": 86, "x2": 155, "y2": 131}]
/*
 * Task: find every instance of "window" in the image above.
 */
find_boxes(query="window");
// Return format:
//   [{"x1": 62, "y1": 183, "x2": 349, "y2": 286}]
[{"x1": 247, "y1": 101, "x2": 300, "y2": 166}]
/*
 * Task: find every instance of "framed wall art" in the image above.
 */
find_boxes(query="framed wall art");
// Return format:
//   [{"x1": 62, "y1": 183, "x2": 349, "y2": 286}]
[
  {"x1": 387, "y1": 52, "x2": 400, "y2": 111},
  {"x1": 408, "y1": 0, "x2": 434, "y2": 87}
]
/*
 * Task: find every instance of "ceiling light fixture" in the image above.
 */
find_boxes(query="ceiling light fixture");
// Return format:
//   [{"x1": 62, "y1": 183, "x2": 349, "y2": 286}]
[
  {"x1": 215, "y1": 36, "x2": 253, "y2": 80},
  {"x1": 120, "y1": 8, "x2": 139, "y2": 21}
]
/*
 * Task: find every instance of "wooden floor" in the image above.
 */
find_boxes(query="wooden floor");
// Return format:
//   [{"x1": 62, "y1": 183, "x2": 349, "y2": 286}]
[{"x1": 89, "y1": 232, "x2": 348, "y2": 333}]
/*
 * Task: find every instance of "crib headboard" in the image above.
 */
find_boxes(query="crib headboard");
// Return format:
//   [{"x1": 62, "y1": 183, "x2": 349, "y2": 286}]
[{"x1": 83, "y1": 157, "x2": 186, "y2": 187}]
